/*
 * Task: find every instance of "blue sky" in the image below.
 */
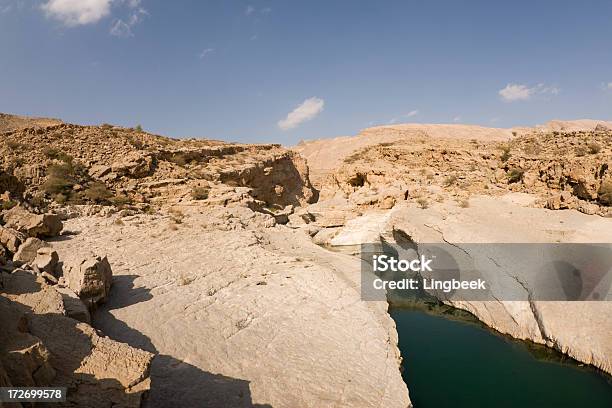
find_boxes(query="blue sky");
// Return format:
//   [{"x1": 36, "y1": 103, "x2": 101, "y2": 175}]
[{"x1": 1, "y1": 0, "x2": 611, "y2": 145}]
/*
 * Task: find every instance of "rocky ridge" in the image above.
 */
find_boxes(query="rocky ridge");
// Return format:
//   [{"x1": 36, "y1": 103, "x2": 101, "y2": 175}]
[{"x1": 299, "y1": 126, "x2": 611, "y2": 217}]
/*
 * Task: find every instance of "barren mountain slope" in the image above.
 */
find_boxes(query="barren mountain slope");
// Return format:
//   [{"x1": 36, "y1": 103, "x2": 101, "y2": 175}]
[
  {"x1": 294, "y1": 124, "x2": 514, "y2": 186},
  {"x1": 0, "y1": 112, "x2": 62, "y2": 133}
]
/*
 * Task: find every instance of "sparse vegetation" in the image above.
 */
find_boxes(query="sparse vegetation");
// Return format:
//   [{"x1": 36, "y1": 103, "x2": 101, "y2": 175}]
[
  {"x1": 42, "y1": 163, "x2": 77, "y2": 195},
  {"x1": 524, "y1": 141, "x2": 542, "y2": 155},
  {"x1": 575, "y1": 146, "x2": 587, "y2": 157},
  {"x1": 43, "y1": 147, "x2": 73, "y2": 163},
  {"x1": 499, "y1": 144, "x2": 511, "y2": 162},
  {"x1": 53, "y1": 193, "x2": 68, "y2": 204},
  {"x1": 598, "y1": 180, "x2": 612, "y2": 206},
  {"x1": 444, "y1": 175, "x2": 458, "y2": 187},
  {"x1": 178, "y1": 274, "x2": 195, "y2": 286},
  {"x1": 111, "y1": 194, "x2": 133, "y2": 207},
  {"x1": 169, "y1": 207, "x2": 185, "y2": 224},
  {"x1": 416, "y1": 197, "x2": 429, "y2": 209},
  {"x1": 191, "y1": 186, "x2": 210, "y2": 200},
  {"x1": 82, "y1": 182, "x2": 114, "y2": 204},
  {"x1": 135, "y1": 124, "x2": 143, "y2": 132},
  {"x1": 1, "y1": 199, "x2": 18, "y2": 210},
  {"x1": 588, "y1": 142, "x2": 601, "y2": 154},
  {"x1": 507, "y1": 167, "x2": 525, "y2": 184}
]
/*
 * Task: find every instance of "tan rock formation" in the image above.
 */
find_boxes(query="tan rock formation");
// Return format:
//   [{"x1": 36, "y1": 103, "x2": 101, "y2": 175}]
[{"x1": 3, "y1": 206, "x2": 63, "y2": 238}]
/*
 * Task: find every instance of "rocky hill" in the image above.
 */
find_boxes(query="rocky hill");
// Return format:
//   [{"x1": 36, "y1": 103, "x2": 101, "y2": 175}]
[
  {"x1": 0, "y1": 113, "x2": 62, "y2": 133},
  {"x1": 1, "y1": 120, "x2": 317, "y2": 217},
  {"x1": 297, "y1": 124, "x2": 612, "y2": 217}
]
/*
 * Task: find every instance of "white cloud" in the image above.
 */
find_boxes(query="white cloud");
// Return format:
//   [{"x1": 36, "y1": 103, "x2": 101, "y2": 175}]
[
  {"x1": 198, "y1": 48, "x2": 215, "y2": 59},
  {"x1": 453, "y1": 116, "x2": 461, "y2": 122},
  {"x1": 110, "y1": 4, "x2": 147, "y2": 37},
  {"x1": 41, "y1": 0, "x2": 147, "y2": 34},
  {"x1": 388, "y1": 110, "x2": 419, "y2": 124},
  {"x1": 110, "y1": 18, "x2": 131, "y2": 36},
  {"x1": 498, "y1": 83, "x2": 560, "y2": 102},
  {"x1": 278, "y1": 97, "x2": 324, "y2": 130},
  {"x1": 498, "y1": 84, "x2": 533, "y2": 101},
  {"x1": 245, "y1": 5, "x2": 271, "y2": 16},
  {"x1": 41, "y1": 0, "x2": 113, "y2": 26},
  {"x1": 604, "y1": 82, "x2": 612, "y2": 90}
]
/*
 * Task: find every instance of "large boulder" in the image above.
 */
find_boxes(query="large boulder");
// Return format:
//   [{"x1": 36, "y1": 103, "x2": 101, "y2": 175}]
[
  {"x1": 3, "y1": 206, "x2": 63, "y2": 238},
  {"x1": 13, "y1": 237, "x2": 49, "y2": 264},
  {"x1": 0, "y1": 226, "x2": 26, "y2": 253},
  {"x1": 62, "y1": 253, "x2": 113, "y2": 306}
]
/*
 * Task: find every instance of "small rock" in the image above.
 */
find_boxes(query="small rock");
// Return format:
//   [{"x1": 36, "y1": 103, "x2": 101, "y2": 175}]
[
  {"x1": 88, "y1": 164, "x2": 112, "y2": 179},
  {"x1": 34, "y1": 248, "x2": 59, "y2": 275},
  {"x1": 13, "y1": 237, "x2": 49, "y2": 265},
  {"x1": 0, "y1": 226, "x2": 27, "y2": 253},
  {"x1": 41, "y1": 271, "x2": 58, "y2": 285}
]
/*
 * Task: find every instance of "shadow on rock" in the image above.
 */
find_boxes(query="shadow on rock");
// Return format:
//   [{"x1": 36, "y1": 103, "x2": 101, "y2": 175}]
[
  {"x1": 94, "y1": 274, "x2": 156, "y2": 352},
  {"x1": 93, "y1": 275, "x2": 272, "y2": 407},
  {"x1": 144, "y1": 355, "x2": 272, "y2": 408}
]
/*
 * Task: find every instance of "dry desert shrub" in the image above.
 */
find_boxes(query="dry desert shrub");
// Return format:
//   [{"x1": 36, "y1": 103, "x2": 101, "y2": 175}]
[
  {"x1": 83, "y1": 182, "x2": 114, "y2": 204},
  {"x1": 599, "y1": 180, "x2": 612, "y2": 206},
  {"x1": 191, "y1": 186, "x2": 210, "y2": 200},
  {"x1": 588, "y1": 142, "x2": 601, "y2": 154},
  {"x1": 178, "y1": 274, "x2": 195, "y2": 286},
  {"x1": 499, "y1": 144, "x2": 511, "y2": 162},
  {"x1": 575, "y1": 146, "x2": 588, "y2": 157},
  {"x1": 443, "y1": 175, "x2": 457, "y2": 187},
  {"x1": 508, "y1": 168, "x2": 525, "y2": 183},
  {"x1": 416, "y1": 197, "x2": 429, "y2": 209}
]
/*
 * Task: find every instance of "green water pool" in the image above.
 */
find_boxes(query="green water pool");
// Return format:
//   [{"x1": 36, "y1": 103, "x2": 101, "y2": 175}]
[{"x1": 390, "y1": 308, "x2": 612, "y2": 408}]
